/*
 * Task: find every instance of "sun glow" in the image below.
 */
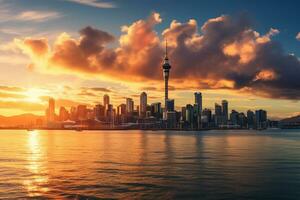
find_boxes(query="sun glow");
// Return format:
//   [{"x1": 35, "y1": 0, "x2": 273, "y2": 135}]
[{"x1": 25, "y1": 88, "x2": 46, "y2": 103}]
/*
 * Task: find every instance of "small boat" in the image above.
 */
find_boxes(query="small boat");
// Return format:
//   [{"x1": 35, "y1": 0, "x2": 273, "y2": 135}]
[{"x1": 27, "y1": 129, "x2": 35, "y2": 131}]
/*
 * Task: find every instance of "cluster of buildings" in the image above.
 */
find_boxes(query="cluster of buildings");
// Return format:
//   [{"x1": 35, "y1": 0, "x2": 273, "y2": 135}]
[
  {"x1": 45, "y1": 42, "x2": 268, "y2": 130},
  {"x1": 45, "y1": 93, "x2": 268, "y2": 130}
]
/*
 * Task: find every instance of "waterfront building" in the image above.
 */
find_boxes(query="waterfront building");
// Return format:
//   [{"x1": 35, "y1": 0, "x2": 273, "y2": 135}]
[
  {"x1": 255, "y1": 109, "x2": 267, "y2": 129},
  {"x1": 140, "y1": 92, "x2": 147, "y2": 117},
  {"x1": 77, "y1": 105, "x2": 87, "y2": 120},
  {"x1": 222, "y1": 100, "x2": 228, "y2": 125},
  {"x1": 247, "y1": 110, "x2": 255, "y2": 129},
  {"x1": 126, "y1": 98, "x2": 134, "y2": 114},
  {"x1": 48, "y1": 98, "x2": 55, "y2": 122},
  {"x1": 214, "y1": 103, "x2": 223, "y2": 127},
  {"x1": 59, "y1": 106, "x2": 69, "y2": 121},
  {"x1": 194, "y1": 92, "x2": 202, "y2": 113},
  {"x1": 186, "y1": 104, "x2": 194, "y2": 128},
  {"x1": 95, "y1": 104, "x2": 105, "y2": 121},
  {"x1": 103, "y1": 94, "x2": 110, "y2": 116}
]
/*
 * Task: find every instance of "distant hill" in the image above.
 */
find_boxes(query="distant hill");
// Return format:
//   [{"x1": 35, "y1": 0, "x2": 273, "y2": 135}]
[
  {"x1": 280, "y1": 115, "x2": 300, "y2": 123},
  {"x1": 0, "y1": 113, "x2": 44, "y2": 127}
]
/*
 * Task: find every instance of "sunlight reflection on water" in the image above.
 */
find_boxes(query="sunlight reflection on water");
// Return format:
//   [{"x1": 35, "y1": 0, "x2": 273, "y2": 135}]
[{"x1": 0, "y1": 129, "x2": 299, "y2": 199}]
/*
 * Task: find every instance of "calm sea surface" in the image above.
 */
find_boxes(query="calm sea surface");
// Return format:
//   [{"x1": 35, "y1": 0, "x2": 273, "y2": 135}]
[{"x1": 0, "y1": 129, "x2": 299, "y2": 199}]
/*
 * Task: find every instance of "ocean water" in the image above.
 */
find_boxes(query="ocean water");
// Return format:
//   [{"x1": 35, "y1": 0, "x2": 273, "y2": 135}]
[{"x1": 0, "y1": 129, "x2": 299, "y2": 199}]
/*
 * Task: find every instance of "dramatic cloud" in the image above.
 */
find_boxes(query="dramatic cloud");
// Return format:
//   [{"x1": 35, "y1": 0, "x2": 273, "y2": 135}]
[
  {"x1": 64, "y1": 0, "x2": 115, "y2": 8},
  {"x1": 16, "y1": 13, "x2": 300, "y2": 100}
]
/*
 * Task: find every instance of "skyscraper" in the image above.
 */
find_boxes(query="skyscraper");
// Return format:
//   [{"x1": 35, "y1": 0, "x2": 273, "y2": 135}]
[
  {"x1": 103, "y1": 94, "x2": 110, "y2": 117},
  {"x1": 166, "y1": 99, "x2": 175, "y2": 112},
  {"x1": 214, "y1": 103, "x2": 222, "y2": 127},
  {"x1": 186, "y1": 104, "x2": 194, "y2": 128},
  {"x1": 194, "y1": 92, "x2": 202, "y2": 113},
  {"x1": 247, "y1": 110, "x2": 255, "y2": 129},
  {"x1": 59, "y1": 106, "x2": 69, "y2": 121},
  {"x1": 126, "y1": 98, "x2": 134, "y2": 114},
  {"x1": 139, "y1": 92, "x2": 147, "y2": 117},
  {"x1": 95, "y1": 104, "x2": 105, "y2": 120},
  {"x1": 162, "y1": 40, "x2": 171, "y2": 110},
  {"x1": 255, "y1": 109, "x2": 267, "y2": 129},
  {"x1": 77, "y1": 105, "x2": 87, "y2": 120},
  {"x1": 222, "y1": 100, "x2": 228, "y2": 124},
  {"x1": 48, "y1": 98, "x2": 55, "y2": 122}
]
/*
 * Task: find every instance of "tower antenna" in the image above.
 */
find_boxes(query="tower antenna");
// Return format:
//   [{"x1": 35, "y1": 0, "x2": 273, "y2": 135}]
[{"x1": 165, "y1": 38, "x2": 168, "y2": 60}]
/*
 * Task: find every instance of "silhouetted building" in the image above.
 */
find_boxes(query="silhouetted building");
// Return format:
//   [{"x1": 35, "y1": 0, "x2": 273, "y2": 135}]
[
  {"x1": 95, "y1": 104, "x2": 105, "y2": 120},
  {"x1": 214, "y1": 103, "x2": 222, "y2": 127},
  {"x1": 126, "y1": 98, "x2": 134, "y2": 114},
  {"x1": 181, "y1": 107, "x2": 187, "y2": 121},
  {"x1": 255, "y1": 109, "x2": 267, "y2": 129},
  {"x1": 77, "y1": 105, "x2": 87, "y2": 120},
  {"x1": 59, "y1": 106, "x2": 69, "y2": 121},
  {"x1": 222, "y1": 100, "x2": 228, "y2": 125},
  {"x1": 103, "y1": 94, "x2": 110, "y2": 116},
  {"x1": 48, "y1": 98, "x2": 55, "y2": 122},
  {"x1": 107, "y1": 104, "x2": 114, "y2": 124},
  {"x1": 230, "y1": 110, "x2": 239, "y2": 126},
  {"x1": 202, "y1": 108, "x2": 212, "y2": 128},
  {"x1": 194, "y1": 92, "x2": 202, "y2": 113},
  {"x1": 247, "y1": 110, "x2": 255, "y2": 129},
  {"x1": 140, "y1": 92, "x2": 147, "y2": 117},
  {"x1": 70, "y1": 106, "x2": 77, "y2": 121},
  {"x1": 166, "y1": 99, "x2": 174, "y2": 112},
  {"x1": 166, "y1": 111, "x2": 177, "y2": 128},
  {"x1": 150, "y1": 102, "x2": 161, "y2": 120},
  {"x1": 186, "y1": 104, "x2": 194, "y2": 129}
]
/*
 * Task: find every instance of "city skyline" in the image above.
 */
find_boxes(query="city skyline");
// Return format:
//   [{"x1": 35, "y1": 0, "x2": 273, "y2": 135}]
[
  {"x1": 0, "y1": 0, "x2": 300, "y2": 119},
  {"x1": 41, "y1": 47, "x2": 269, "y2": 130}
]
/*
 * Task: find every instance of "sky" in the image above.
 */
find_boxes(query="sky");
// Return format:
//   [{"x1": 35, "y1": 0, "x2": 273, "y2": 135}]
[{"x1": 0, "y1": 0, "x2": 300, "y2": 119}]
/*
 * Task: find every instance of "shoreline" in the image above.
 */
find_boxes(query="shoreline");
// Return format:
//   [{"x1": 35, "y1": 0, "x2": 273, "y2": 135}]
[{"x1": 0, "y1": 127, "x2": 277, "y2": 131}]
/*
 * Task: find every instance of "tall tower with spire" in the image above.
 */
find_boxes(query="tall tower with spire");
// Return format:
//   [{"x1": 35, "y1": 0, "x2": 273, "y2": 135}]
[{"x1": 162, "y1": 40, "x2": 171, "y2": 110}]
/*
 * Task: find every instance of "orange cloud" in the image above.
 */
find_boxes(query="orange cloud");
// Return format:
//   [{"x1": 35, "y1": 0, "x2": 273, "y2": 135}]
[{"x1": 15, "y1": 13, "x2": 300, "y2": 100}]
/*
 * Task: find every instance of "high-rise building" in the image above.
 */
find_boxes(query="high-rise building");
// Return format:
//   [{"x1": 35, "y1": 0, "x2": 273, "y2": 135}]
[
  {"x1": 48, "y1": 98, "x2": 55, "y2": 122},
  {"x1": 255, "y1": 109, "x2": 267, "y2": 129},
  {"x1": 162, "y1": 40, "x2": 171, "y2": 111},
  {"x1": 126, "y1": 98, "x2": 134, "y2": 114},
  {"x1": 247, "y1": 110, "x2": 255, "y2": 129},
  {"x1": 194, "y1": 92, "x2": 202, "y2": 113},
  {"x1": 77, "y1": 105, "x2": 87, "y2": 120},
  {"x1": 117, "y1": 104, "x2": 126, "y2": 124},
  {"x1": 186, "y1": 104, "x2": 194, "y2": 128},
  {"x1": 166, "y1": 99, "x2": 174, "y2": 112},
  {"x1": 150, "y1": 102, "x2": 161, "y2": 119},
  {"x1": 230, "y1": 110, "x2": 239, "y2": 126},
  {"x1": 117, "y1": 104, "x2": 126, "y2": 116},
  {"x1": 202, "y1": 108, "x2": 212, "y2": 128},
  {"x1": 59, "y1": 106, "x2": 69, "y2": 121},
  {"x1": 181, "y1": 107, "x2": 187, "y2": 121},
  {"x1": 103, "y1": 94, "x2": 110, "y2": 116},
  {"x1": 214, "y1": 103, "x2": 222, "y2": 127},
  {"x1": 107, "y1": 104, "x2": 114, "y2": 124},
  {"x1": 70, "y1": 106, "x2": 77, "y2": 121},
  {"x1": 222, "y1": 100, "x2": 228, "y2": 125},
  {"x1": 95, "y1": 104, "x2": 105, "y2": 120},
  {"x1": 139, "y1": 92, "x2": 147, "y2": 117},
  {"x1": 103, "y1": 94, "x2": 110, "y2": 107},
  {"x1": 166, "y1": 111, "x2": 177, "y2": 128}
]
